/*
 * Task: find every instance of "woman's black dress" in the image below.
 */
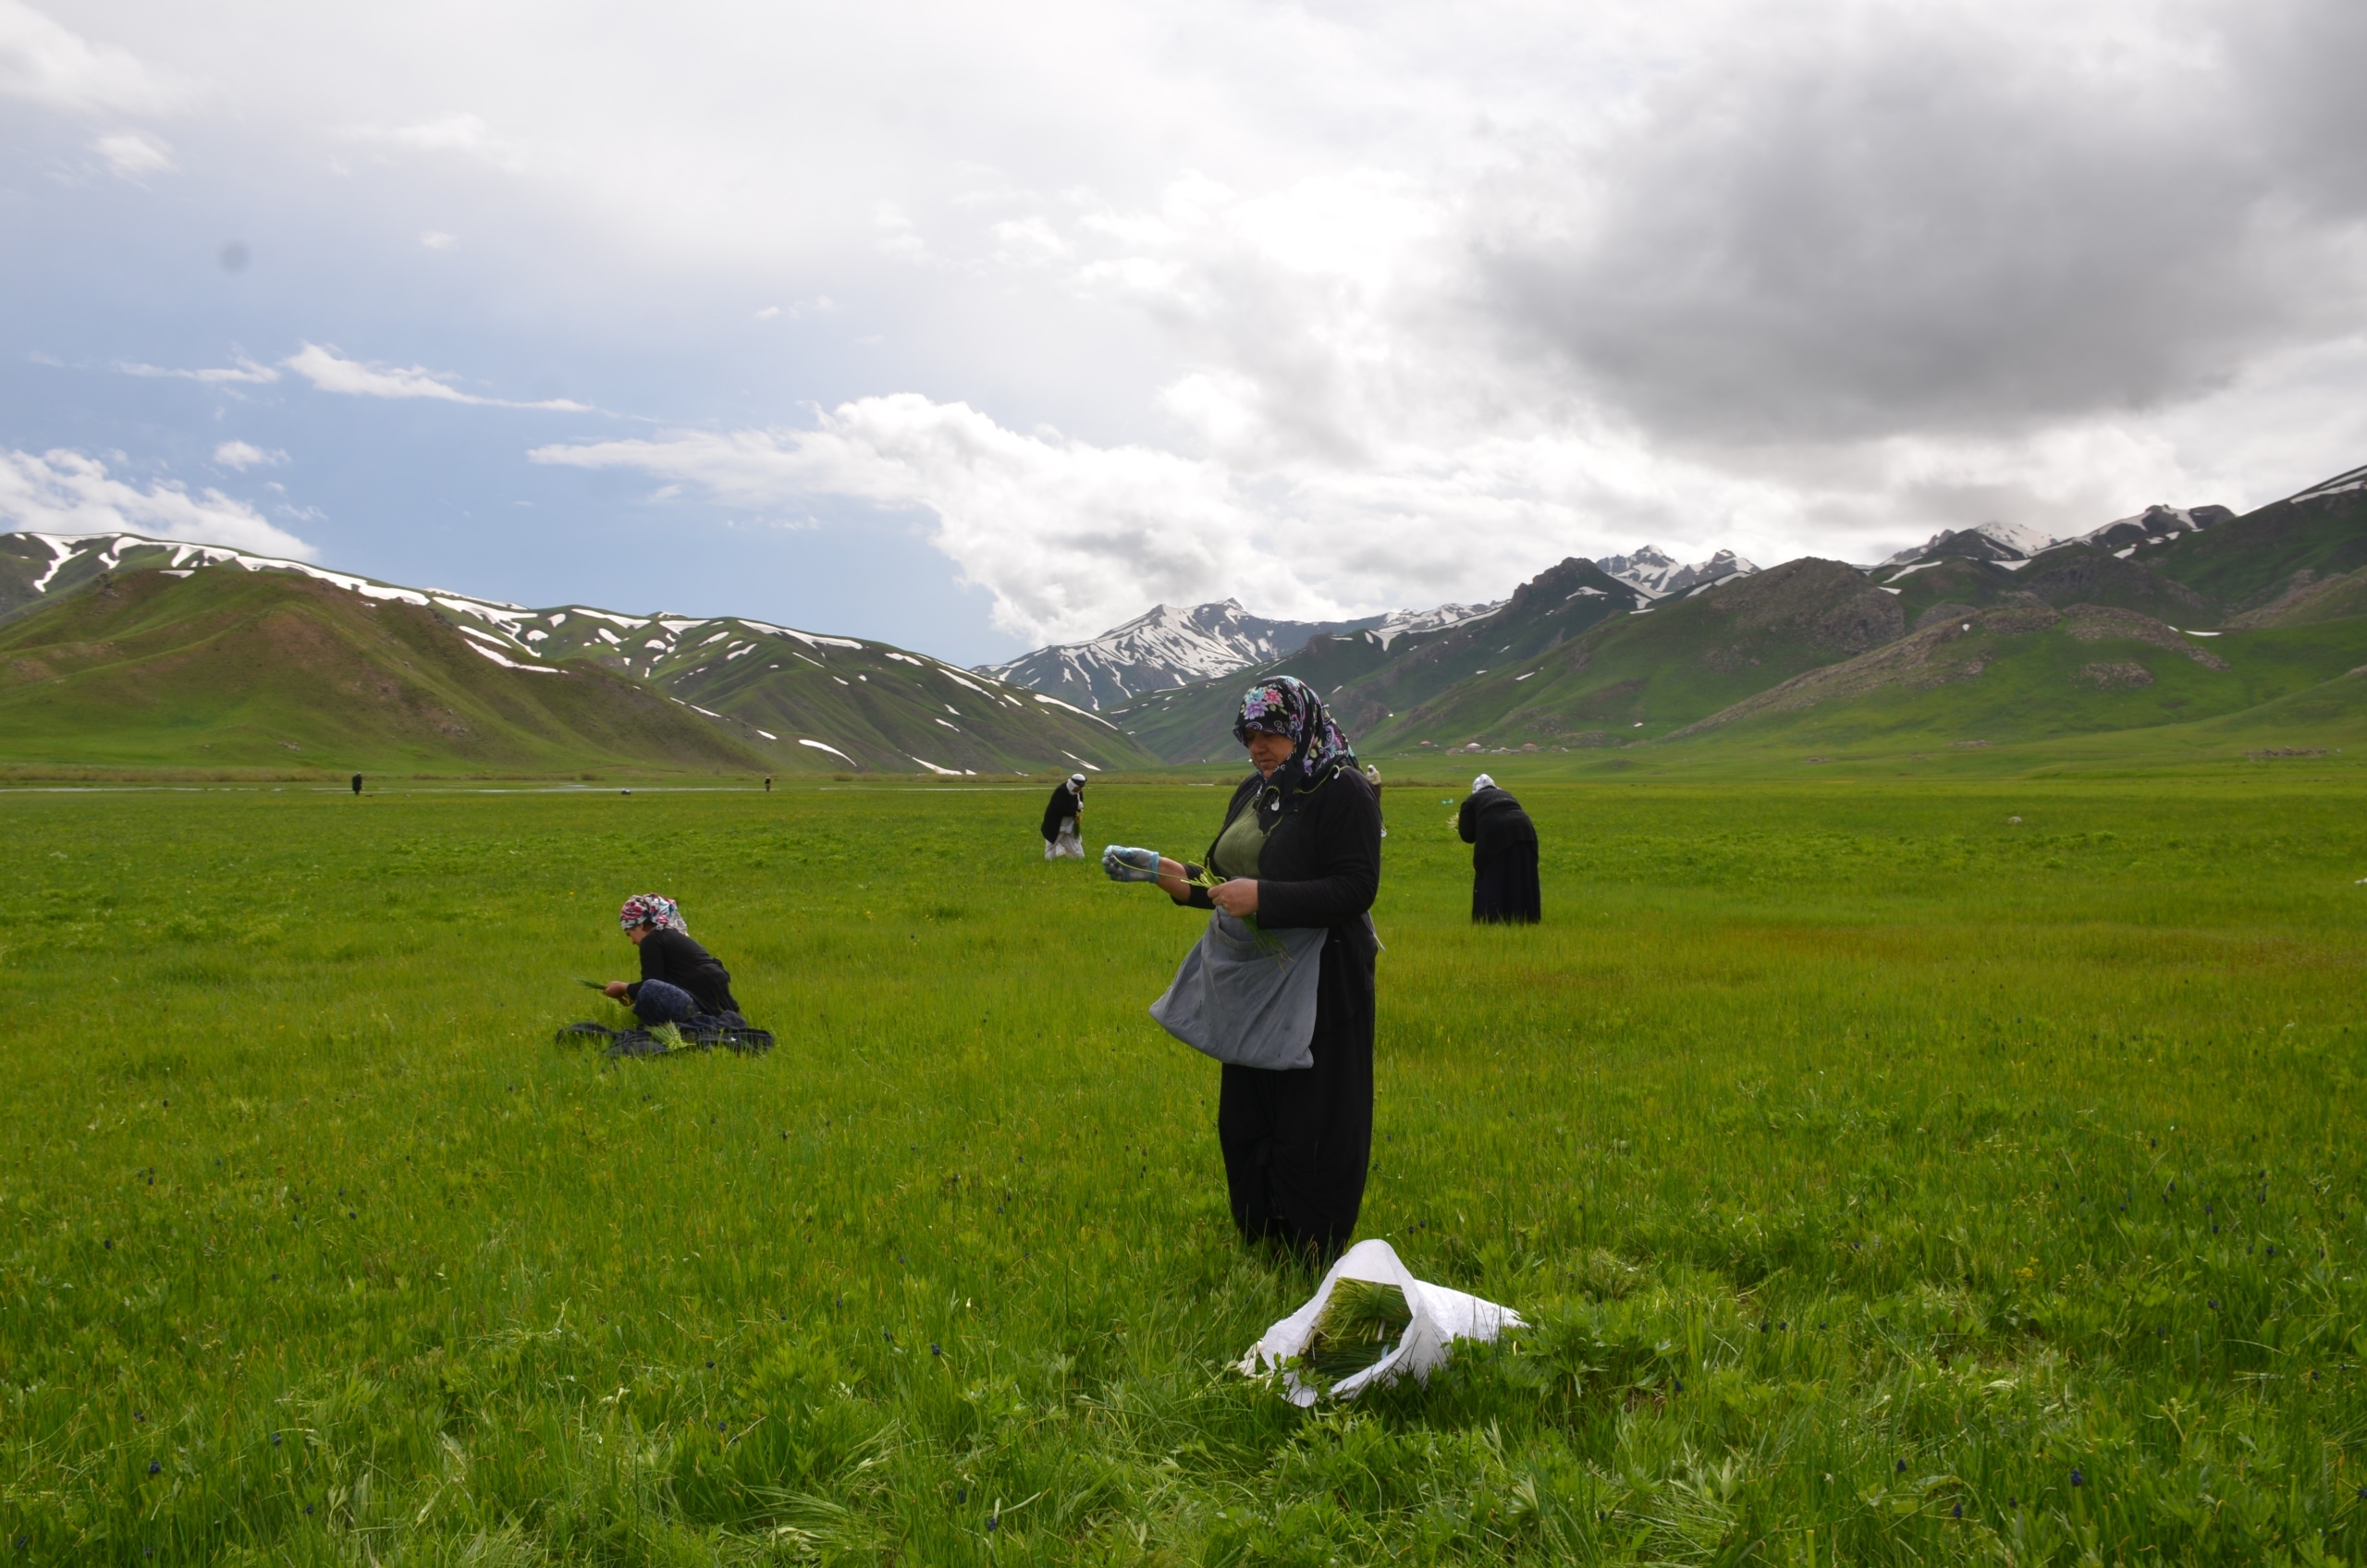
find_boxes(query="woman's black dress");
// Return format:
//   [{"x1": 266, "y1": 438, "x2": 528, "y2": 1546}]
[
  {"x1": 1181, "y1": 766, "x2": 1381, "y2": 1262},
  {"x1": 1459, "y1": 788, "x2": 1540, "y2": 924},
  {"x1": 1040, "y1": 781, "x2": 1081, "y2": 842}
]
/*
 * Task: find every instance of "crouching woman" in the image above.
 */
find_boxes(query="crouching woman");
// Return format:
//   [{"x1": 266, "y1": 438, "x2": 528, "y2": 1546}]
[
  {"x1": 1109, "y1": 676, "x2": 1381, "y2": 1265},
  {"x1": 604, "y1": 894, "x2": 742, "y2": 1026}
]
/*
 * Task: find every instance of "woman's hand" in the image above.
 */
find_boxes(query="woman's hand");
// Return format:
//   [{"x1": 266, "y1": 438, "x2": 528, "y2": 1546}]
[
  {"x1": 603, "y1": 981, "x2": 631, "y2": 999},
  {"x1": 1210, "y1": 877, "x2": 1259, "y2": 916}
]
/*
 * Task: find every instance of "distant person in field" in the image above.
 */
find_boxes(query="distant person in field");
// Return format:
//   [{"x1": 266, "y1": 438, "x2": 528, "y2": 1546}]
[
  {"x1": 1102, "y1": 674, "x2": 1382, "y2": 1265},
  {"x1": 1363, "y1": 763, "x2": 1384, "y2": 837},
  {"x1": 602, "y1": 895, "x2": 742, "y2": 1026},
  {"x1": 1041, "y1": 773, "x2": 1087, "y2": 860},
  {"x1": 350, "y1": 774, "x2": 362, "y2": 796},
  {"x1": 1459, "y1": 774, "x2": 1540, "y2": 924}
]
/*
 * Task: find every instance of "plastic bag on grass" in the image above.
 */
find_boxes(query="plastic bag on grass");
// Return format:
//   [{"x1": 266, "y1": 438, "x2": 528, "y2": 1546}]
[{"x1": 1236, "y1": 1238, "x2": 1524, "y2": 1405}]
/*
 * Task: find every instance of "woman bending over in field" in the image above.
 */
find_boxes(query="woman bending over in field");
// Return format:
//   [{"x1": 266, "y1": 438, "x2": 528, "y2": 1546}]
[
  {"x1": 1105, "y1": 676, "x2": 1382, "y2": 1265},
  {"x1": 604, "y1": 895, "x2": 743, "y2": 1027}
]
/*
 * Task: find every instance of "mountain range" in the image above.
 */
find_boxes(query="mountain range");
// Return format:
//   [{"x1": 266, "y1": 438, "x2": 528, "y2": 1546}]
[
  {"x1": 6, "y1": 461, "x2": 2362, "y2": 778},
  {"x1": 0, "y1": 533, "x2": 1152, "y2": 777},
  {"x1": 1086, "y1": 465, "x2": 2367, "y2": 764}
]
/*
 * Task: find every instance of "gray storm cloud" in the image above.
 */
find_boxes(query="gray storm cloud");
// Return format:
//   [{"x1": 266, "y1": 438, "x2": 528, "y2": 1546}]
[{"x1": 1479, "y1": 1, "x2": 2367, "y2": 447}]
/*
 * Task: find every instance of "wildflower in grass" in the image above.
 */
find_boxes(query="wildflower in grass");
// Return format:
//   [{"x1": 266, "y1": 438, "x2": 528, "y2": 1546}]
[
  {"x1": 1953, "y1": 1503, "x2": 1963, "y2": 1518},
  {"x1": 147, "y1": 1462, "x2": 159, "y2": 1475},
  {"x1": 2070, "y1": 1468, "x2": 2085, "y2": 1487}
]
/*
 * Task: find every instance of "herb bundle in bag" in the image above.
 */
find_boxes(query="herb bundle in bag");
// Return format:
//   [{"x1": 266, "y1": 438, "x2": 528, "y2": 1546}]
[{"x1": 1292, "y1": 1279, "x2": 1413, "y2": 1394}]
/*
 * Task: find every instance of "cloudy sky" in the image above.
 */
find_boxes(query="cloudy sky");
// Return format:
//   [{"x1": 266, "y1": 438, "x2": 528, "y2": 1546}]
[{"x1": 4, "y1": 0, "x2": 2364, "y2": 662}]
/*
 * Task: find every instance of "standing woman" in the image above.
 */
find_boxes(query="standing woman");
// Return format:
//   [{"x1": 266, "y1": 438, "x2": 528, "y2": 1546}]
[
  {"x1": 1109, "y1": 676, "x2": 1382, "y2": 1264},
  {"x1": 1458, "y1": 774, "x2": 1540, "y2": 924},
  {"x1": 1041, "y1": 772, "x2": 1087, "y2": 859}
]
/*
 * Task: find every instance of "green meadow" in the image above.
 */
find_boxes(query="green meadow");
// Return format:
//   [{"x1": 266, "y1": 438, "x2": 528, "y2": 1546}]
[{"x1": 3, "y1": 773, "x2": 2365, "y2": 1564}]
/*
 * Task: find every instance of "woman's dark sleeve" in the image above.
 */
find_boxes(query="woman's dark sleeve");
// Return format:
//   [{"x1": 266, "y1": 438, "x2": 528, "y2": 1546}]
[
  {"x1": 1258, "y1": 774, "x2": 1381, "y2": 929},
  {"x1": 624, "y1": 933, "x2": 673, "y2": 1002},
  {"x1": 1457, "y1": 795, "x2": 1478, "y2": 843}
]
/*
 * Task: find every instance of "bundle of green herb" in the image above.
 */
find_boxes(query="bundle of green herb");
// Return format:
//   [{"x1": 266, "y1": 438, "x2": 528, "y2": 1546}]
[{"x1": 1291, "y1": 1279, "x2": 1413, "y2": 1394}]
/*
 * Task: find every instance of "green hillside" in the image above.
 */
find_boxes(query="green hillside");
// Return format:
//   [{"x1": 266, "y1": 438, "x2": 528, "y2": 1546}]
[
  {"x1": 0, "y1": 566, "x2": 769, "y2": 775},
  {"x1": 1667, "y1": 602, "x2": 2367, "y2": 751},
  {"x1": 0, "y1": 532, "x2": 1156, "y2": 777},
  {"x1": 1359, "y1": 557, "x2": 1906, "y2": 752},
  {"x1": 506, "y1": 606, "x2": 1150, "y2": 776},
  {"x1": 2142, "y1": 471, "x2": 2367, "y2": 611}
]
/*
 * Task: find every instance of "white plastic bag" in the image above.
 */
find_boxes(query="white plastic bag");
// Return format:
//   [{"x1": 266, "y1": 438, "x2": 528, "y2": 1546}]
[{"x1": 1235, "y1": 1238, "x2": 1524, "y2": 1405}]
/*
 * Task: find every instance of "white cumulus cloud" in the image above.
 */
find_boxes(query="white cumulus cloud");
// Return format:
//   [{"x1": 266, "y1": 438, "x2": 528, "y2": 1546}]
[
  {"x1": 349, "y1": 111, "x2": 527, "y2": 172},
  {"x1": 283, "y1": 343, "x2": 590, "y2": 410},
  {"x1": 211, "y1": 440, "x2": 286, "y2": 470},
  {"x1": 93, "y1": 129, "x2": 173, "y2": 178},
  {"x1": 117, "y1": 357, "x2": 278, "y2": 384},
  {"x1": 0, "y1": 447, "x2": 314, "y2": 557},
  {"x1": 0, "y1": 0, "x2": 183, "y2": 114}
]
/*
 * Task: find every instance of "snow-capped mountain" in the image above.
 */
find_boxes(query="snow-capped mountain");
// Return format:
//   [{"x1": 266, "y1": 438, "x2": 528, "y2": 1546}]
[
  {"x1": 975, "y1": 600, "x2": 1392, "y2": 710},
  {"x1": 1369, "y1": 599, "x2": 1503, "y2": 648},
  {"x1": 1596, "y1": 546, "x2": 1760, "y2": 598},
  {"x1": 2077, "y1": 504, "x2": 2234, "y2": 556},
  {"x1": 1874, "y1": 506, "x2": 2234, "y2": 574},
  {"x1": 1878, "y1": 520, "x2": 2058, "y2": 570}
]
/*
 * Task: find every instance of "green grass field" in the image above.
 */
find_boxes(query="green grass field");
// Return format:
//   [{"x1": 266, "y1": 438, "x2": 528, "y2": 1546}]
[{"x1": 4, "y1": 774, "x2": 2365, "y2": 1564}]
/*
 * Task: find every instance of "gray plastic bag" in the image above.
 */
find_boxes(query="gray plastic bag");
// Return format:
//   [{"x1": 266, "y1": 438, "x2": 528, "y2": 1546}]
[{"x1": 1148, "y1": 910, "x2": 1327, "y2": 1071}]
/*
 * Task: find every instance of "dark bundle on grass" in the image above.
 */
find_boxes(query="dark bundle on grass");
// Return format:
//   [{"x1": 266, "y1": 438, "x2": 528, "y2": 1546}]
[{"x1": 1294, "y1": 1279, "x2": 1412, "y2": 1392}]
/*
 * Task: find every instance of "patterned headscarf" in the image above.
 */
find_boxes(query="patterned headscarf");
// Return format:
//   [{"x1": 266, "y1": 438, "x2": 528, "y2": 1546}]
[
  {"x1": 1233, "y1": 674, "x2": 1356, "y2": 808},
  {"x1": 618, "y1": 894, "x2": 687, "y2": 935}
]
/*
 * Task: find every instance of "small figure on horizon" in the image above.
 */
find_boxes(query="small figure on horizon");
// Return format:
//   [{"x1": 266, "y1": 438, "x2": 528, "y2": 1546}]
[
  {"x1": 1459, "y1": 774, "x2": 1540, "y2": 924},
  {"x1": 1042, "y1": 772, "x2": 1087, "y2": 860},
  {"x1": 350, "y1": 774, "x2": 363, "y2": 796},
  {"x1": 1364, "y1": 763, "x2": 1385, "y2": 837},
  {"x1": 764, "y1": 777, "x2": 772, "y2": 792}
]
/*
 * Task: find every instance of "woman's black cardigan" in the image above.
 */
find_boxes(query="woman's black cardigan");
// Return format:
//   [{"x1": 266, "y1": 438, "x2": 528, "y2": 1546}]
[
  {"x1": 625, "y1": 928, "x2": 741, "y2": 1016},
  {"x1": 1458, "y1": 788, "x2": 1538, "y2": 869},
  {"x1": 1184, "y1": 766, "x2": 1381, "y2": 949}
]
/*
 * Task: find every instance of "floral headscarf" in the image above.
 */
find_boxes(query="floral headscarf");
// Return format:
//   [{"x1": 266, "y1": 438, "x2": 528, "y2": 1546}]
[
  {"x1": 1233, "y1": 674, "x2": 1356, "y2": 808},
  {"x1": 618, "y1": 894, "x2": 687, "y2": 935}
]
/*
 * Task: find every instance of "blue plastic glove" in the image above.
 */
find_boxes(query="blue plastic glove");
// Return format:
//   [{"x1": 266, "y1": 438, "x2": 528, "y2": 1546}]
[{"x1": 1103, "y1": 845, "x2": 1162, "y2": 883}]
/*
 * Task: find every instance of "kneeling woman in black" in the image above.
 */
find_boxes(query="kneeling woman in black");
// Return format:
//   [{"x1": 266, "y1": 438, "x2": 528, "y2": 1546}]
[{"x1": 1141, "y1": 675, "x2": 1382, "y2": 1264}]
